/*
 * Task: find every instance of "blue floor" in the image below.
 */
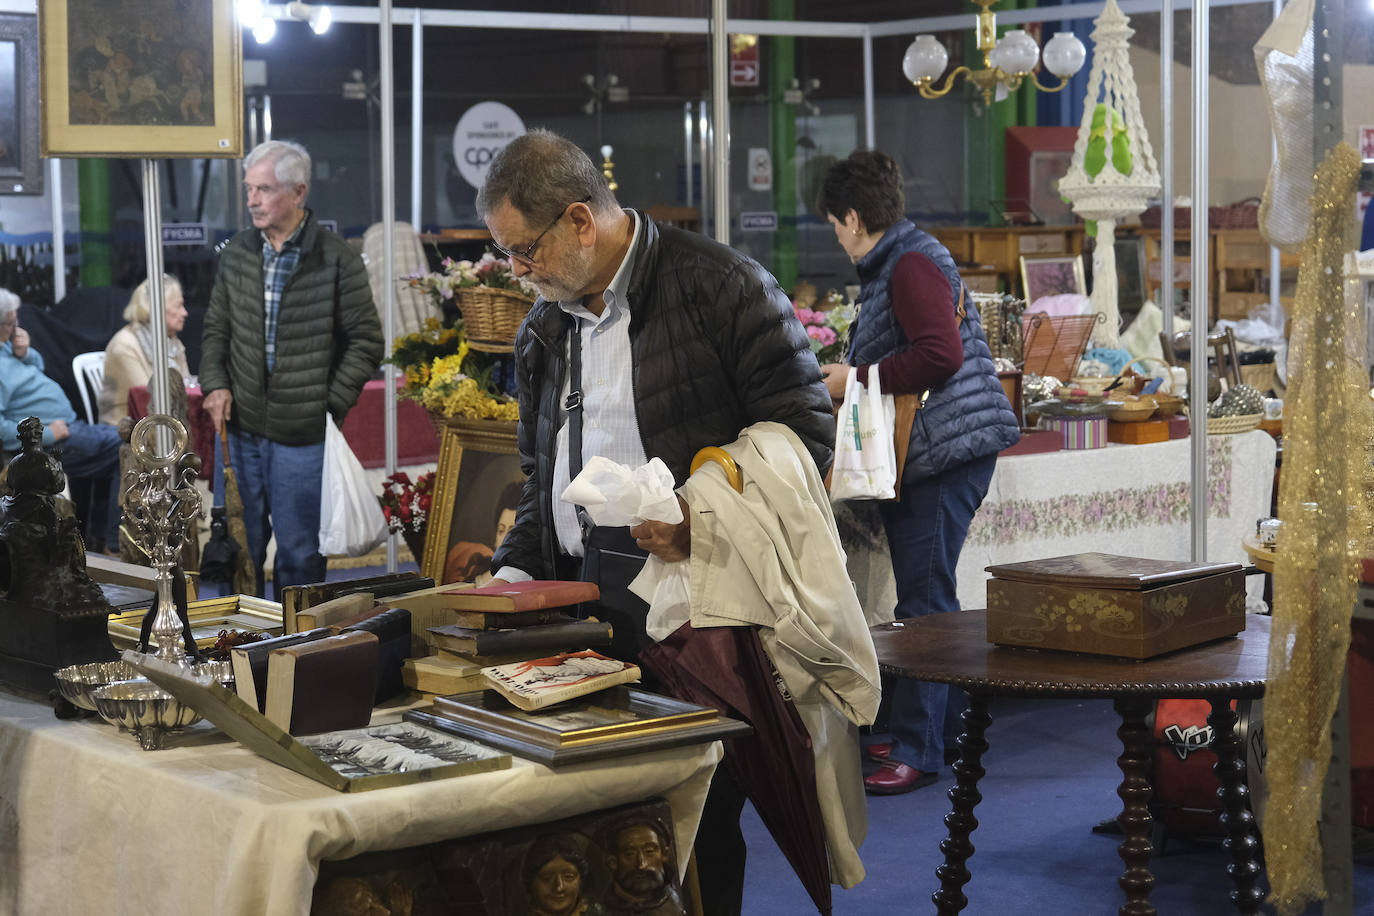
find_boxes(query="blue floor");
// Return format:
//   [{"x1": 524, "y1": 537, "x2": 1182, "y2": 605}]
[{"x1": 739, "y1": 696, "x2": 1374, "y2": 915}]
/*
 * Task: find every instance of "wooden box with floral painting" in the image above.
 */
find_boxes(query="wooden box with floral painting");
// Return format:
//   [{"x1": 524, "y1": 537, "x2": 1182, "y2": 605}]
[{"x1": 984, "y1": 552, "x2": 1246, "y2": 659}]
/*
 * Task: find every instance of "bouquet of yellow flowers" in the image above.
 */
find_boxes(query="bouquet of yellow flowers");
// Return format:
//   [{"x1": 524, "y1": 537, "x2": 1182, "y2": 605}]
[{"x1": 387, "y1": 318, "x2": 519, "y2": 421}]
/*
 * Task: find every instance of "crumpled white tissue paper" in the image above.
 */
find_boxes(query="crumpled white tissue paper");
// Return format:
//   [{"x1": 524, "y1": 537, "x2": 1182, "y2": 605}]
[
  {"x1": 560, "y1": 455, "x2": 690, "y2": 642},
  {"x1": 560, "y1": 455, "x2": 683, "y2": 527}
]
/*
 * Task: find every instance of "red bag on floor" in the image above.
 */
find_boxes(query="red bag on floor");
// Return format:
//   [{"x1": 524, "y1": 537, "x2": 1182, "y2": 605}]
[{"x1": 1149, "y1": 698, "x2": 1265, "y2": 836}]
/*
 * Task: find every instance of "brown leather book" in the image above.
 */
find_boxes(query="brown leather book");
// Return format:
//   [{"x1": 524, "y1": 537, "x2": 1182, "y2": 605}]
[
  {"x1": 436, "y1": 580, "x2": 600, "y2": 612},
  {"x1": 265, "y1": 631, "x2": 380, "y2": 735}
]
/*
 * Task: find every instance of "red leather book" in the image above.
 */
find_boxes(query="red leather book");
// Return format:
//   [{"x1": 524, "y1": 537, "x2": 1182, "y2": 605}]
[{"x1": 437, "y1": 580, "x2": 600, "y2": 613}]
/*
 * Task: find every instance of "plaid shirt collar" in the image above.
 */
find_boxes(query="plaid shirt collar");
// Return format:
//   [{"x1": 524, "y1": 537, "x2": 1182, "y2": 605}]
[{"x1": 261, "y1": 211, "x2": 308, "y2": 373}]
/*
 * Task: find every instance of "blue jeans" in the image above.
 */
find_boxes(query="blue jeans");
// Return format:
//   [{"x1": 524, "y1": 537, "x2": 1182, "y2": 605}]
[
  {"x1": 57, "y1": 419, "x2": 124, "y2": 546},
  {"x1": 879, "y1": 452, "x2": 997, "y2": 773},
  {"x1": 213, "y1": 427, "x2": 326, "y2": 599}
]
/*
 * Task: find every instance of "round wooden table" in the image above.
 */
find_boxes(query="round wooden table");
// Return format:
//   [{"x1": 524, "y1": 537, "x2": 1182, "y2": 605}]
[{"x1": 871, "y1": 610, "x2": 1270, "y2": 916}]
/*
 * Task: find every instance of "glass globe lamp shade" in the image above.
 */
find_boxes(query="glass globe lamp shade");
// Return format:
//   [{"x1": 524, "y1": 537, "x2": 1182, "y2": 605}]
[
  {"x1": 1042, "y1": 32, "x2": 1088, "y2": 78},
  {"x1": 251, "y1": 15, "x2": 276, "y2": 43},
  {"x1": 902, "y1": 35, "x2": 949, "y2": 84},
  {"x1": 995, "y1": 30, "x2": 1040, "y2": 76}
]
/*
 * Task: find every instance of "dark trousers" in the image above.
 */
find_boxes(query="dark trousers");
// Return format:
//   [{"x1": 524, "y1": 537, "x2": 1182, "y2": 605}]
[
  {"x1": 878, "y1": 453, "x2": 996, "y2": 772},
  {"x1": 575, "y1": 527, "x2": 748, "y2": 914}
]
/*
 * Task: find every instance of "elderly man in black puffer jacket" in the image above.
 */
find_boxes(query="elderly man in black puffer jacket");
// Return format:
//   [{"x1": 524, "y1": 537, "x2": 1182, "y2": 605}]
[{"x1": 477, "y1": 129, "x2": 834, "y2": 916}]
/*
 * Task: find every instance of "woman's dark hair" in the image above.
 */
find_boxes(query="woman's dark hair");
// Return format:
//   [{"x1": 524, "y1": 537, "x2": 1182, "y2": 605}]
[
  {"x1": 493, "y1": 479, "x2": 523, "y2": 529},
  {"x1": 522, "y1": 833, "x2": 590, "y2": 889},
  {"x1": 818, "y1": 149, "x2": 905, "y2": 233}
]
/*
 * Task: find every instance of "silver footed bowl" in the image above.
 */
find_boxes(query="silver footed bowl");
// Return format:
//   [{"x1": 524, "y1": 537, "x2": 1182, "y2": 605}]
[
  {"x1": 53, "y1": 660, "x2": 144, "y2": 712},
  {"x1": 91, "y1": 680, "x2": 202, "y2": 751}
]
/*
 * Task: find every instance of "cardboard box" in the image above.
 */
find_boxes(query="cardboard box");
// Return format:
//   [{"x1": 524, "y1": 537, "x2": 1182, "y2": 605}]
[
  {"x1": 985, "y1": 552, "x2": 1246, "y2": 659},
  {"x1": 1107, "y1": 419, "x2": 1170, "y2": 445}
]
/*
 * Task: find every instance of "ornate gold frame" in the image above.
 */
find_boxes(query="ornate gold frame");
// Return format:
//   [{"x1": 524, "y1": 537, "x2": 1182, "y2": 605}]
[
  {"x1": 420, "y1": 417, "x2": 520, "y2": 584},
  {"x1": 38, "y1": 0, "x2": 242, "y2": 158}
]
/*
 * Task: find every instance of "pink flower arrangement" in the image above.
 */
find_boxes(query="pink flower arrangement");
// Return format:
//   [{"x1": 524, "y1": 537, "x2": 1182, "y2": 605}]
[{"x1": 792, "y1": 301, "x2": 852, "y2": 365}]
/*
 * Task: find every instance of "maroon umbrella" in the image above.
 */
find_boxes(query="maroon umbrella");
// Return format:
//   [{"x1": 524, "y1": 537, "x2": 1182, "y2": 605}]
[{"x1": 639, "y1": 622, "x2": 833, "y2": 915}]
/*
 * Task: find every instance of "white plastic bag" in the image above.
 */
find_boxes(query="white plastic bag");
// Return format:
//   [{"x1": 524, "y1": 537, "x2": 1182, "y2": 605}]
[
  {"x1": 319, "y1": 416, "x2": 389, "y2": 556},
  {"x1": 829, "y1": 367, "x2": 897, "y2": 502}
]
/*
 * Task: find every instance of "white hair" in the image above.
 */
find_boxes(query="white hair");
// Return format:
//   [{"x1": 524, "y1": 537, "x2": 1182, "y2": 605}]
[
  {"x1": 244, "y1": 139, "x2": 311, "y2": 191},
  {"x1": 0, "y1": 289, "x2": 19, "y2": 323},
  {"x1": 124, "y1": 274, "x2": 182, "y2": 324}
]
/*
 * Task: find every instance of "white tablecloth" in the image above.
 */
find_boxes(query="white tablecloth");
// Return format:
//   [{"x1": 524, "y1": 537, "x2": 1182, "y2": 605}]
[
  {"x1": 840, "y1": 430, "x2": 1278, "y2": 621},
  {"x1": 0, "y1": 690, "x2": 720, "y2": 916}
]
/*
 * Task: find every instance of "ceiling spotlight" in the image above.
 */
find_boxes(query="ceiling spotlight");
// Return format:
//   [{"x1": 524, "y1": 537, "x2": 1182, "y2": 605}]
[
  {"x1": 237, "y1": 0, "x2": 265, "y2": 26},
  {"x1": 251, "y1": 15, "x2": 276, "y2": 44},
  {"x1": 287, "y1": 1, "x2": 332, "y2": 35}
]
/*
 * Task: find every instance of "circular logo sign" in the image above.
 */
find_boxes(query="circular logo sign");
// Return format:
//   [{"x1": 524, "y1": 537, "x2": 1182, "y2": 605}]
[{"x1": 452, "y1": 102, "x2": 525, "y2": 189}]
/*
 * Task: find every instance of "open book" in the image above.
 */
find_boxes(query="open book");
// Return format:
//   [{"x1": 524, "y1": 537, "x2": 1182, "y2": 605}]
[{"x1": 481, "y1": 650, "x2": 640, "y2": 711}]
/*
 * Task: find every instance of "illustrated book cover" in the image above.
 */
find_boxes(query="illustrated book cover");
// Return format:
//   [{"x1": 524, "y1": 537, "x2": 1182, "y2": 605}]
[{"x1": 480, "y1": 650, "x2": 641, "y2": 711}]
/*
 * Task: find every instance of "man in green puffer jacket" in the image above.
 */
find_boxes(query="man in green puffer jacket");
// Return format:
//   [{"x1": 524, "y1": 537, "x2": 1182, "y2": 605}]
[{"x1": 201, "y1": 140, "x2": 382, "y2": 598}]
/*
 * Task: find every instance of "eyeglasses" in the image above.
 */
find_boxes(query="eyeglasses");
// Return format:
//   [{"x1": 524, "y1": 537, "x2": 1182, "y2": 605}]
[{"x1": 493, "y1": 196, "x2": 591, "y2": 265}]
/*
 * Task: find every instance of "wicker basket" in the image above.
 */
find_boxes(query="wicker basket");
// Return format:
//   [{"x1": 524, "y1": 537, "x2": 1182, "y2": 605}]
[
  {"x1": 457, "y1": 287, "x2": 533, "y2": 352},
  {"x1": 1207, "y1": 413, "x2": 1262, "y2": 435}
]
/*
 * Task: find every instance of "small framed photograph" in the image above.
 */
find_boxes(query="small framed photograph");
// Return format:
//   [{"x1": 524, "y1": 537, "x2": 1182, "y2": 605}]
[
  {"x1": 0, "y1": 13, "x2": 42, "y2": 194},
  {"x1": 1115, "y1": 236, "x2": 1148, "y2": 313},
  {"x1": 407, "y1": 686, "x2": 751, "y2": 766},
  {"x1": 106, "y1": 593, "x2": 283, "y2": 651},
  {"x1": 38, "y1": 0, "x2": 242, "y2": 158},
  {"x1": 422, "y1": 418, "x2": 523, "y2": 585},
  {"x1": 1019, "y1": 253, "x2": 1087, "y2": 303}
]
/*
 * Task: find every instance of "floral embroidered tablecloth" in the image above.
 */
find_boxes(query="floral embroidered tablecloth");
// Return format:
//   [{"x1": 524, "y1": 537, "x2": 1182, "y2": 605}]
[{"x1": 838, "y1": 430, "x2": 1278, "y2": 624}]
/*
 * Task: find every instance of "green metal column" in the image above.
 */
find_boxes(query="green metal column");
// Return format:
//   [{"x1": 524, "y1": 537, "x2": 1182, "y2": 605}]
[
  {"x1": 768, "y1": 0, "x2": 797, "y2": 291},
  {"x1": 78, "y1": 159, "x2": 113, "y2": 287}
]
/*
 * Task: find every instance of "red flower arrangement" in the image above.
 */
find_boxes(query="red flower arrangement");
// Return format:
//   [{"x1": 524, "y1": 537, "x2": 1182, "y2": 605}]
[{"x1": 378, "y1": 471, "x2": 435, "y2": 535}]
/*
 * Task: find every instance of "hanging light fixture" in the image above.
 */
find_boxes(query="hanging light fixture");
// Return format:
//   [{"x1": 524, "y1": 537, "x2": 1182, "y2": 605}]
[
  {"x1": 286, "y1": 1, "x2": 333, "y2": 35},
  {"x1": 902, "y1": 0, "x2": 1087, "y2": 105}
]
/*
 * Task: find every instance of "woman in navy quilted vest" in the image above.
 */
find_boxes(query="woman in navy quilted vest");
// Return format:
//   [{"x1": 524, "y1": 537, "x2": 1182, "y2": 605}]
[{"x1": 819, "y1": 150, "x2": 1020, "y2": 794}]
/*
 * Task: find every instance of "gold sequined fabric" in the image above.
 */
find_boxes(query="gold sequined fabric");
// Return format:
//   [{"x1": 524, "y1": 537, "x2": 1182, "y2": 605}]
[{"x1": 1264, "y1": 142, "x2": 1374, "y2": 915}]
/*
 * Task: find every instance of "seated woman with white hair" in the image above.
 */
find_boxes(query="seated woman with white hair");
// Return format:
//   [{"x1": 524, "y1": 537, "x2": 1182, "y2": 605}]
[{"x1": 98, "y1": 274, "x2": 190, "y2": 425}]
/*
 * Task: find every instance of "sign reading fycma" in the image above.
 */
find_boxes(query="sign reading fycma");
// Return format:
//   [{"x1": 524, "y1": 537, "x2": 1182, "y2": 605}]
[{"x1": 38, "y1": 0, "x2": 242, "y2": 158}]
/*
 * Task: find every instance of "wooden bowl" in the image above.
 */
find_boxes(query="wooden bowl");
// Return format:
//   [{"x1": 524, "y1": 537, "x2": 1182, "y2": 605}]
[
  {"x1": 1150, "y1": 394, "x2": 1185, "y2": 418},
  {"x1": 1108, "y1": 399, "x2": 1158, "y2": 423}
]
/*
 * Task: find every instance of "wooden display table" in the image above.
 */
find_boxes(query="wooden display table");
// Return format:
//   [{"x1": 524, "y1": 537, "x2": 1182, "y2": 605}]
[{"x1": 872, "y1": 610, "x2": 1270, "y2": 916}]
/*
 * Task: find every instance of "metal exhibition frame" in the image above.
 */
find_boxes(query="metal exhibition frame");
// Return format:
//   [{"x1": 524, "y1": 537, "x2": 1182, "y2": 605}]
[{"x1": 0, "y1": 0, "x2": 1282, "y2": 563}]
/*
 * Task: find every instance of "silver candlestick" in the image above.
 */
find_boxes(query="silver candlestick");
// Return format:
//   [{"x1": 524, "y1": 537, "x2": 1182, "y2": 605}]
[{"x1": 121, "y1": 415, "x2": 201, "y2": 665}]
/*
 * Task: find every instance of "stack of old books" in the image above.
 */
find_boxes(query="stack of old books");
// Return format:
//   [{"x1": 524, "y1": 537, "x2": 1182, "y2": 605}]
[{"x1": 398, "y1": 580, "x2": 615, "y2": 698}]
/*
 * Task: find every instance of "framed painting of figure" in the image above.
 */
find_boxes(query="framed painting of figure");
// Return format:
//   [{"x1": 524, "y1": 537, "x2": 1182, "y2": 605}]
[
  {"x1": 38, "y1": 0, "x2": 242, "y2": 157},
  {"x1": 422, "y1": 418, "x2": 522, "y2": 586},
  {"x1": 0, "y1": 14, "x2": 42, "y2": 194}
]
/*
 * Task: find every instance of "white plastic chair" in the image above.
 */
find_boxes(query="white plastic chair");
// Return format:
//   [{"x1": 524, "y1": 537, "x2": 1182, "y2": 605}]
[{"x1": 71, "y1": 351, "x2": 106, "y2": 424}]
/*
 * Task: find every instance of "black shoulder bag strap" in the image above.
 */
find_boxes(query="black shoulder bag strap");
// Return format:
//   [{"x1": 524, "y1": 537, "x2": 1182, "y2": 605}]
[{"x1": 565, "y1": 317, "x2": 596, "y2": 546}]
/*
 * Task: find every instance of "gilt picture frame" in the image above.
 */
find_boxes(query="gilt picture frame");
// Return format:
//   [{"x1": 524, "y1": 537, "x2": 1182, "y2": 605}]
[
  {"x1": 1019, "y1": 253, "x2": 1087, "y2": 303},
  {"x1": 38, "y1": 0, "x2": 242, "y2": 158},
  {"x1": 421, "y1": 418, "x2": 522, "y2": 586},
  {"x1": 0, "y1": 14, "x2": 42, "y2": 194}
]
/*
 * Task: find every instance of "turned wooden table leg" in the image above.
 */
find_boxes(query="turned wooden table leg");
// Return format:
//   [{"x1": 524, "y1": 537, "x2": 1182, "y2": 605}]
[
  {"x1": 933, "y1": 691, "x2": 991, "y2": 915},
  {"x1": 1114, "y1": 696, "x2": 1157, "y2": 916},
  {"x1": 1208, "y1": 697, "x2": 1264, "y2": 913}
]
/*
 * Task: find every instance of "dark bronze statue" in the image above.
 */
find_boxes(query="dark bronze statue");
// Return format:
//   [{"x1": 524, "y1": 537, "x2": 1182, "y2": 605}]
[{"x1": 0, "y1": 417, "x2": 117, "y2": 696}]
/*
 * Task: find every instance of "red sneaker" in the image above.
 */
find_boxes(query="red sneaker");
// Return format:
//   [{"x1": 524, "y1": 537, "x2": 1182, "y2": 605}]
[{"x1": 863, "y1": 760, "x2": 938, "y2": 795}]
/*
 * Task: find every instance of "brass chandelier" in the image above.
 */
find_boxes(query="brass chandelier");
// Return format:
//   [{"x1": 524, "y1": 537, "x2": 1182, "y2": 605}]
[{"x1": 902, "y1": 0, "x2": 1088, "y2": 105}]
